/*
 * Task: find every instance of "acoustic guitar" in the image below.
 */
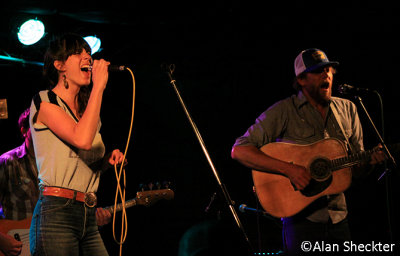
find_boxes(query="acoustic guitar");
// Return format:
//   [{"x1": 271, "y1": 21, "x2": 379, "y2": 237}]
[
  {"x1": 252, "y1": 138, "x2": 382, "y2": 218},
  {"x1": 0, "y1": 188, "x2": 174, "y2": 256}
]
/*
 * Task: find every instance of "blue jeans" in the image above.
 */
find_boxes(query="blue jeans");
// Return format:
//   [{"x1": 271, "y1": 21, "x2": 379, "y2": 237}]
[
  {"x1": 30, "y1": 195, "x2": 109, "y2": 256},
  {"x1": 282, "y1": 217, "x2": 351, "y2": 255}
]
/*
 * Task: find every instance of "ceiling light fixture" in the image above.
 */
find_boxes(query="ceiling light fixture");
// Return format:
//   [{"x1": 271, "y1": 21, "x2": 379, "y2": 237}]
[
  {"x1": 84, "y1": 35, "x2": 101, "y2": 54},
  {"x1": 17, "y1": 18, "x2": 45, "y2": 45}
]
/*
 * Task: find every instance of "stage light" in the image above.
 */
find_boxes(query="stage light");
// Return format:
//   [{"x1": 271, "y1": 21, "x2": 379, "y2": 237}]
[
  {"x1": 84, "y1": 36, "x2": 101, "y2": 54},
  {"x1": 17, "y1": 19, "x2": 45, "y2": 45}
]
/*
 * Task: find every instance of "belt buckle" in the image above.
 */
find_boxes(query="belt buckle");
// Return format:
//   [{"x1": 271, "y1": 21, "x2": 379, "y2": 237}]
[{"x1": 84, "y1": 192, "x2": 97, "y2": 207}]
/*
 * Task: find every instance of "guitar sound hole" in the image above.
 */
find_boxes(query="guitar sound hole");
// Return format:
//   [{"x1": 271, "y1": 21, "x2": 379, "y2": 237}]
[
  {"x1": 309, "y1": 157, "x2": 332, "y2": 181},
  {"x1": 300, "y1": 157, "x2": 333, "y2": 197}
]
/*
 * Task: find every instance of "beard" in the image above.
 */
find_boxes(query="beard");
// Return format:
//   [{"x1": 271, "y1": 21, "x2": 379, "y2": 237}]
[{"x1": 307, "y1": 81, "x2": 332, "y2": 106}]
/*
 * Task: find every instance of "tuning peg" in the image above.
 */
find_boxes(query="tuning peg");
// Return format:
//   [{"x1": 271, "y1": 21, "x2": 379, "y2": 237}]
[
  {"x1": 163, "y1": 181, "x2": 171, "y2": 189},
  {"x1": 138, "y1": 183, "x2": 147, "y2": 191}
]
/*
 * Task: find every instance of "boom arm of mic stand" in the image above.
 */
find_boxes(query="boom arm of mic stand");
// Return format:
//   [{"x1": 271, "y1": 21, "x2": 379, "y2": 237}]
[
  {"x1": 165, "y1": 66, "x2": 252, "y2": 251},
  {"x1": 355, "y1": 95, "x2": 397, "y2": 179}
]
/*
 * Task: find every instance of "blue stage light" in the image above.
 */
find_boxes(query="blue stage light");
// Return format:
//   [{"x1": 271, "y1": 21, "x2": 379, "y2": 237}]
[
  {"x1": 84, "y1": 36, "x2": 101, "y2": 54},
  {"x1": 17, "y1": 19, "x2": 45, "y2": 45}
]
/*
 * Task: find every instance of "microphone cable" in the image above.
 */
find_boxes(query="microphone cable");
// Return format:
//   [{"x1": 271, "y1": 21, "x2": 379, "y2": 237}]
[{"x1": 111, "y1": 67, "x2": 135, "y2": 256}]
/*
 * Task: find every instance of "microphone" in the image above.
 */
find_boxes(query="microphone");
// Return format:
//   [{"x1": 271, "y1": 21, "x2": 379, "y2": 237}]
[
  {"x1": 239, "y1": 204, "x2": 277, "y2": 220},
  {"x1": 161, "y1": 63, "x2": 175, "y2": 76},
  {"x1": 239, "y1": 204, "x2": 268, "y2": 215},
  {"x1": 80, "y1": 65, "x2": 126, "y2": 72},
  {"x1": 338, "y1": 84, "x2": 370, "y2": 95}
]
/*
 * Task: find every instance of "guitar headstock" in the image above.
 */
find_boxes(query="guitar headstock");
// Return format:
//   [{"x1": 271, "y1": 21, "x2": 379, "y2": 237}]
[{"x1": 135, "y1": 182, "x2": 174, "y2": 207}]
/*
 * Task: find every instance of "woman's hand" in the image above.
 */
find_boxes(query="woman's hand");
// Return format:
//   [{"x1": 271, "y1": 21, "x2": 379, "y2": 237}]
[
  {"x1": 96, "y1": 207, "x2": 112, "y2": 226},
  {"x1": 91, "y1": 59, "x2": 110, "y2": 92},
  {"x1": 108, "y1": 149, "x2": 126, "y2": 166}
]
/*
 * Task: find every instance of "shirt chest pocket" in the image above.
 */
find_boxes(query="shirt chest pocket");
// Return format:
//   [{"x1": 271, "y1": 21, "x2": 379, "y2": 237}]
[
  {"x1": 287, "y1": 118, "x2": 316, "y2": 139},
  {"x1": 11, "y1": 177, "x2": 34, "y2": 199}
]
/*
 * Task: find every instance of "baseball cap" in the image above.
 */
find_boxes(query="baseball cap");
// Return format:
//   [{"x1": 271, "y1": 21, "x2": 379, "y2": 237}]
[{"x1": 294, "y1": 48, "x2": 339, "y2": 76}]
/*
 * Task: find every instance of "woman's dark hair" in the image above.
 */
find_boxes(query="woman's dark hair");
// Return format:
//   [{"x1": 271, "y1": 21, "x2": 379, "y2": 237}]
[{"x1": 43, "y1": 33, "x2": 92, "y2": 117}]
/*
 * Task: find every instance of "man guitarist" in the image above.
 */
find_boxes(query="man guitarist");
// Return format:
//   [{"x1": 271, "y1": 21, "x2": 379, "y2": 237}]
[
  {"x1": 0, "y1": 108, "x2": 38, "y2": 256},
  {"x1": 231, "y1": 48, "x2": 386, "y2": 255},
  {"x1": 0, "y1": 109, "x2": 112, "y2": 256}
]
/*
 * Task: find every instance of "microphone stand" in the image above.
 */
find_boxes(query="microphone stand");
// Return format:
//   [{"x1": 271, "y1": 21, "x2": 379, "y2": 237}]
[
  {"x1": 354, "y1": 94, "x2": 397, "y2": 179},
  {"x1": 354, "y1": 91, "x2": 397, "y2": 243},
  {"x1": 163, "y1": 64, "x2": 252, "y2": 252}
]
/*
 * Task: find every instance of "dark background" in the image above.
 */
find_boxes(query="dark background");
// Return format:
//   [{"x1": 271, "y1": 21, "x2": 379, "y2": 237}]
[{"x1": 1, "y1": 1, "x2": 400, "y2": 255}]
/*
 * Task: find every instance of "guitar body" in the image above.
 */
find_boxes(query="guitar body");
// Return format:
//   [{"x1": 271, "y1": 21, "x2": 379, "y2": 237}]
[
  {"x1": 0, "y1": 217, "x2": 31, "y2": 256},
  {"x1": 252, "y1": 138, "x2": 352, "y2": 218}
]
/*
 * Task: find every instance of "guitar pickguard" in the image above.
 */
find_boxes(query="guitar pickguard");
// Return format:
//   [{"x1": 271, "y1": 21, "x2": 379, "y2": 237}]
[{"x1": 301, "y1": 175, "x2": 333, "y2": 197}]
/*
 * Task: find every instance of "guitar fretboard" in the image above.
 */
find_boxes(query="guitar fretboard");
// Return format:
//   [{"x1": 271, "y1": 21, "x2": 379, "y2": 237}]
[
  {"x1": 105, "y1": 199, "x2": 137, "y2": 214},
  {"x1": 330, "y1": 149, "x2": 374, "y2": 171}
]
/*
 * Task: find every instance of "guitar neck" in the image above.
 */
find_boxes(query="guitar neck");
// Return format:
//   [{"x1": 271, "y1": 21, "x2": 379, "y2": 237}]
[
  {"x1": 105, "y1": 198, "x2": 137, "y2": 214},
  {"x1": 103, "y1": 188, "x2": 174, "y2": 214},
  {"x1": 331, "y1": 149, "x2": 374, "y2": 171}
]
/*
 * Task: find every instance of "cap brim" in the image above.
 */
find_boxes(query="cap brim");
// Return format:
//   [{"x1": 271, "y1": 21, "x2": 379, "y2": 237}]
[{"x1": 304, "y1": 61, "x2": 339, "y2": 73}]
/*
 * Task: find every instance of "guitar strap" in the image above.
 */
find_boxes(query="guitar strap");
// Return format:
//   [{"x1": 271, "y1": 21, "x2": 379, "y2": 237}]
[{"x1": 330, "y1": 101, "x2": 354, "y2": 154}]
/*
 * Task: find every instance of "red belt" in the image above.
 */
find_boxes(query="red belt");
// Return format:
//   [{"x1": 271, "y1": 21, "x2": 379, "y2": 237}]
[{"x1": 42, "y1": 186, "x2": 97, "y2": 207}]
